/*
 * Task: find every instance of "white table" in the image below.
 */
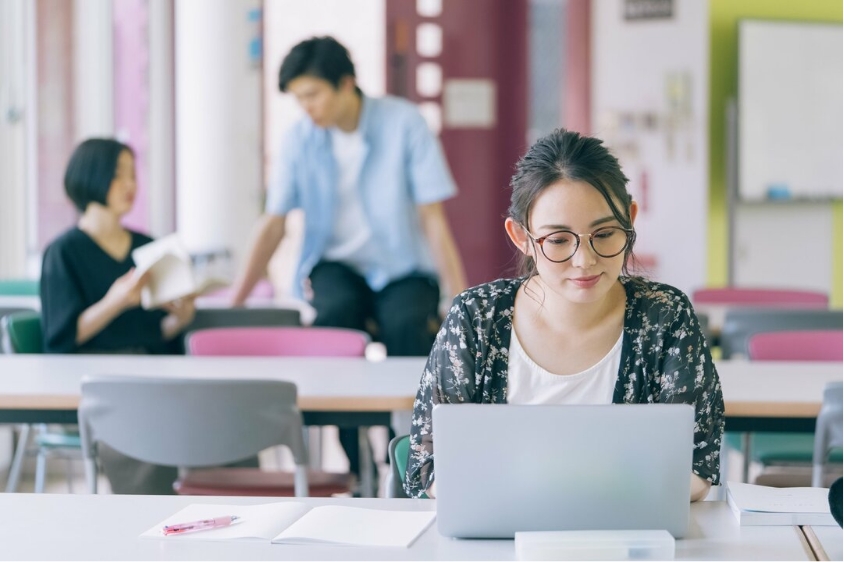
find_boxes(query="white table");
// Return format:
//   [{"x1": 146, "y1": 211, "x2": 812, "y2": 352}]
[
  {"x1": 803, "y1": 525, "x2": 843, "y2": 561},
  {"x1": 0, "y1": 494, "x2": 817, "y2": 560},
  {"x1": 0, "y1": 355, "x2": 838, "y2": 433}
]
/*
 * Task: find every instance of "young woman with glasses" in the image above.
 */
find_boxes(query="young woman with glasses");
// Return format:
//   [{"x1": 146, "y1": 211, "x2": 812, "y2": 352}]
[{"x1": 405, "y1": 129, "x2": 724, "y2": 502}]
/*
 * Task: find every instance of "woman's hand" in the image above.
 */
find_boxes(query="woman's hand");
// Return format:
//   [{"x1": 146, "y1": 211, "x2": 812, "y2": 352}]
[
  {"x1": 104, "y1": 268, "x2": 149, "y2": 311},
  {"x1": 161, "y1": 296, "x2": 197, "y2": 340}
]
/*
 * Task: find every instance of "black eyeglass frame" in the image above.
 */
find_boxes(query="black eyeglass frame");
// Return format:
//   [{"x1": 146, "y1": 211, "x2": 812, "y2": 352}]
[{"x1": 522, "y1": 225, "x2": 636, "y2": 263}]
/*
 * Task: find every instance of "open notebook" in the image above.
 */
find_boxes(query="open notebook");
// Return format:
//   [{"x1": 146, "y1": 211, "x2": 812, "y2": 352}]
[{"x1": 140, "y1": 502, "x2": 436, "y2": 547}]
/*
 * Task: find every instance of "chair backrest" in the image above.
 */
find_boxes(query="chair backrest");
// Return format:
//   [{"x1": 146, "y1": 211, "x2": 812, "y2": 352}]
[
  {"x1": 0, "y1": 279, "x2": 39, "y2": 296},
  {"x1": 0, "y1": 311, "x2": 43, "y2": 354},
  {"x1": 813, "y1": 381, "x2": 844, "y2": 487},
  {"x1": 748, "y1": 330, "x2": 844, "y2": 362},
  {"x1": 692, "y1": 287, "x2": 828, "y2": 307},
  {"x1": 78, "y1": 376, "x2": 307, "y2": 468},
  {"x1": 387, "y1": 434, "x2": 411, "y2": 498},
  {"x1": 186, "y1": 307, "x2": 301, "y2": 331},
  {"x1": 186, "y1": 326, "x2": 369, "y2": 357},
  {"x1": 719, "y1": 308, "x2": 843, "y2": 359}
]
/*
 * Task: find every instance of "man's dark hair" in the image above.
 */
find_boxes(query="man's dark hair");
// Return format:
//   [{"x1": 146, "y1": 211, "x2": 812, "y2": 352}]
[
  {"x1": 64, "y1": 138, "x2": 133, "y2": 212},
  {"x1": 278, "y1": 36, "x2": 358, "y2": 93}
]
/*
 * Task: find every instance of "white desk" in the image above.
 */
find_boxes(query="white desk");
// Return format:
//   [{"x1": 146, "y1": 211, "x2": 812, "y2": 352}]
[
  {"x1": 804, "y1": 525, "x2": 843, "y2": 561},
  {"x1": 0, "y1": 494, "x2": 816, "y2": 561}
]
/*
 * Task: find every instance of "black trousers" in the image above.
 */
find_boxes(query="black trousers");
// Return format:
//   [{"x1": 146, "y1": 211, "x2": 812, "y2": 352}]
[{"x1": 309, "y1": 261, "x2": 440, "y2": 476}]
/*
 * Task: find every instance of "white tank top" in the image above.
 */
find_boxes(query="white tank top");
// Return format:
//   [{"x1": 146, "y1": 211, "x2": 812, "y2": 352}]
[{"x1": 506, "y1": 328, "x2": 623, "y2": 405}]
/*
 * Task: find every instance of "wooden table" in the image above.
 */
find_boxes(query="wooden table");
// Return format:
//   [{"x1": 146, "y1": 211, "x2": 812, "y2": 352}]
[{"x1": 0, "y1": 493, "x2": 819, "y2": 560}]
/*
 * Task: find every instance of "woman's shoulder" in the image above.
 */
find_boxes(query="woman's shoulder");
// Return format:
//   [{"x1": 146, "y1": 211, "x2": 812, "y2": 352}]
[
  {"x1": 43, "y1": 227, "x2": 87, "y2": 256},
  {"x1": 454, "y1": 278, "x2": 523, "y2": 307},
  {"x1": 621, "y1": 276, "x2": 694, "y2": 312}
]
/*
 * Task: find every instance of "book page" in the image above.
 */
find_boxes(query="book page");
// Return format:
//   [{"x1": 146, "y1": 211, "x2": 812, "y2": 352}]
[
  {"x1": 271, "y1": 506, "x2": 436, "y2": 547},
  {"x1": 140, "y1": 502, "x2": 308, "y2": 541},
  {"x1": 132, "y1": 234, "x2": 196, "y2": 309},
  {"x1": 727, "y1": 482, "x2": 830, "y2": 513}
]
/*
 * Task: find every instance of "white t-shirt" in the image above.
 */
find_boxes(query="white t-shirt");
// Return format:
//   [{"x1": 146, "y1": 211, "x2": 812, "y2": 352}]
[
  {"x1": 323, "y1": 128, "x2": 379, "y2": 272},
  {"x1": 506, "y1": 328, "x2": 623, "y2": 405}
]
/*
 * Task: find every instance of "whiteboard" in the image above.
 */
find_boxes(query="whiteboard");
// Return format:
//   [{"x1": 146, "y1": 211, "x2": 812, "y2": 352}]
[{"x1": 738, "y1": 20, "x2": 843, "y2": 201}]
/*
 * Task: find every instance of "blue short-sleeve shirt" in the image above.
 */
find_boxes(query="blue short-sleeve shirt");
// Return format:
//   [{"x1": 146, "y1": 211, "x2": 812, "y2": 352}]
[{"x1": 266, "y1": 95, "x2": 457, "y2": 298}]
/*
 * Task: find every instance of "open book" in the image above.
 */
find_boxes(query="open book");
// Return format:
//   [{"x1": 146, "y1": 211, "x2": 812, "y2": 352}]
[
  {"x1": 131, "y1": 234, "x2": 229, "y2": 309},
  {"x1": 726, "y1": 481, "x2": 837, "y2": 526},
  {"x1": 140, "y1": 502, "x2": 436, "y2": 547}
]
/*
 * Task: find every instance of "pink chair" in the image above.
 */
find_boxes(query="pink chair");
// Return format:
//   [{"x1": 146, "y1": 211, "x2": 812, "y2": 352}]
[
  {"x1": 743, "y1": 329, "x2": 843, "y2": 487},
  {"x1": 186, "y1": 326, "x2": 369, "y2": 357},
  {"x1": 692, "y1": 287, "x2": 828, "y2": 307},
  {"x1": 747, "y1": 330, "x2": 843, "y2": 362},
  {"x1": 180, "y1": 326, "x2": 371, "y2": 497}
]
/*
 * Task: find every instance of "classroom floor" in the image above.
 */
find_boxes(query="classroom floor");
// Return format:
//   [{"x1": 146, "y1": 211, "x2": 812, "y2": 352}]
[{"x1": 2, "y1": 425, "x2": 393, "y2": 497}]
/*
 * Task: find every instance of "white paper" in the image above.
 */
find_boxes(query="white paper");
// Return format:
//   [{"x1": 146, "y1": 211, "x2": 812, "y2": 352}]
[
  {"x1": 141, "y1": 503, "x2": 436, "y2": 548},
  {"x1": 139, "y1": 502, "x2": 308, "y2": 541},
  {"x1": 272, "y1": 506, "x2": 436, "y2": 547}
]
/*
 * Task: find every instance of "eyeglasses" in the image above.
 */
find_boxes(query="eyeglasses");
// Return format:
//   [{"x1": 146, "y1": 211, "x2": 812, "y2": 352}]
[{"x1": 523, "y1": 225, "x2": 635, "y2": 263}]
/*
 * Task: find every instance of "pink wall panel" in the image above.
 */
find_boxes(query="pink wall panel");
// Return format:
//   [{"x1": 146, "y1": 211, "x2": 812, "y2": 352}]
[
  {"x1": 113, "y1": 0, "x2": 150, "y2": 232},
  {"x1": 36, "y1": 0, "x2": 78, "y2": 251},
  {"x1": 386, "y1": 0, "x2": 529, "y2": 285}
]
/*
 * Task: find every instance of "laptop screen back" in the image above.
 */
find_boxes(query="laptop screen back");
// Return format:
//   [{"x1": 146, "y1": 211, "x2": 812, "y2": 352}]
[{"x1": 432, "y1": 404, "x2": 694, "y2": 538}]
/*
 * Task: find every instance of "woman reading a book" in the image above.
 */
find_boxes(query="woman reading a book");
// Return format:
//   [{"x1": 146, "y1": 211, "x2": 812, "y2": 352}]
[
  {"x1": 41, "y1": 138, "x2": 195, "y2": 354},
  {"x1": 405, "y1": 129, "x2": 725, "y2": 501},
  {"x1": 40, "y1": 138, "x2": 196, "y2": 493}
]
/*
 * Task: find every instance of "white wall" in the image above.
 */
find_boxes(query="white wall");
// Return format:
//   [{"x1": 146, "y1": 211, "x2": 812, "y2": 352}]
[
  {"x1": 590, "y1": 0, "x2": 708, "y2": 294},
  {"x1": 0, "y1": 0, "x2": 31, "y2": 277},
  {"x1": 263, "y1": 0, "x2": 385, "y2": 296},
  {"x1": 175, "y1": 0, "x2": 263, "y2": 263}
]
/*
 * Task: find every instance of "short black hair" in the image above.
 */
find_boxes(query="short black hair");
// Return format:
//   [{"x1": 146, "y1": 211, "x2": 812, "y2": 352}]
[
  {"x1": 64, "y1": 138, "x2": 133, "y2": 212},
  {"x1": 278, "y1": 36, "x2": 357, "y2": 92}
]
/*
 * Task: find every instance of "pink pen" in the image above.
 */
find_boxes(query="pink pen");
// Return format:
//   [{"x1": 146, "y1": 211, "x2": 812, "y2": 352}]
[{"x1": 163, "y1": 515, "x2": 241, "y2": 535}]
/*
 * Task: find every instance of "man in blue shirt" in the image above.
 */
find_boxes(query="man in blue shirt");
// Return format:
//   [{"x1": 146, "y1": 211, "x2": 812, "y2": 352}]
[{"x1": 230, "y1": 36, "x2": 467, "y2": 484}]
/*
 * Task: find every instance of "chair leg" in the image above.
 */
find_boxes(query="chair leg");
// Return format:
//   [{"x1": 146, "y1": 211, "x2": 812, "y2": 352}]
[
  {"x1": 5, "y1": 424, "x2": 31, "y2": 493},
  {"x1": 84, "y1": 458, "x2": 98, "y2": 494},
  {"x1": 34, "y1": 450, "x2": 47, "y2": 493},
  {"x1": 741, "y1": 433, "x2": 752, "y2": 483},
  {"x1": 359, "y1": 426, "x2": 375, "y2": 498},
  {"x1": 293, "y1": 464, "x2": 309, "y2": 497},
  {"x1": 66, "y1": 457, "x2": 74, "y2": 493}
]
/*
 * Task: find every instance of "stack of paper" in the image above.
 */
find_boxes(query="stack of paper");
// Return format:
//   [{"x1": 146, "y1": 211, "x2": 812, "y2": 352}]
[
  {"x1": 726, "y1": 481, "x2": 836, "y2": 526},
  {"x1": 140, "y1": 502, "x2": 436, "y2": 547}
]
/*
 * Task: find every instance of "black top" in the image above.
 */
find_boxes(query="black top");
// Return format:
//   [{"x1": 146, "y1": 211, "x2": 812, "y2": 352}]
[{"x1": 40, "y1": 227, "x2": 179, "y2": 354}]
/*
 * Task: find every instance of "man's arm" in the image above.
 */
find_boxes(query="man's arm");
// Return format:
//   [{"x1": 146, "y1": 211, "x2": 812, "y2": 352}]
[
  {"x1": 417, "y1": 202, "x2": 467, "y2": 305},
  {"x1": 230, "y1": 214, "x2": 287, "y2": 306}
]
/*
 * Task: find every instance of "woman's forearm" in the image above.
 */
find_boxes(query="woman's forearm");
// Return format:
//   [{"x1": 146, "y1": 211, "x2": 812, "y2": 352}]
[
  {"x1": 75, "y1": 295, "x2": 126, "y2": 345},
  {"x1": 690, "y1": 473, "x2": 712, "y2": 502}
]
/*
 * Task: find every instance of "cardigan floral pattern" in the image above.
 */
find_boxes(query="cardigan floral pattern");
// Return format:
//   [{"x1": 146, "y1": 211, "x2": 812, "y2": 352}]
[{"x1": 404, "y1": 276, "x2": 725, "y2": 498}]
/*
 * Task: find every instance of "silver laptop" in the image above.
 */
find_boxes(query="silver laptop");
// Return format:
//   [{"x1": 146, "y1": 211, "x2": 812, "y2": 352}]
[{"x1": 432, "y1": 404, "x2": 694, "y2": 539}]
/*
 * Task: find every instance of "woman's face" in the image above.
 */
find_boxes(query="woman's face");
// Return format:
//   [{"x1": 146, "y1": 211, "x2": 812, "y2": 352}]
[
  {"x1": 105, "y1": 150, "x2": 137, "y2": 216},
  {"x1": 512, "y1": 179, "x2": 636, "y2": 305}
]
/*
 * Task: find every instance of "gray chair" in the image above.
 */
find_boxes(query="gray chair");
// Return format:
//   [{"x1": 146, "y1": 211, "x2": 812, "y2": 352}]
[
  {"x1": 78, "y1": 376, "x2": 309, "y2": 496},
  {"x1": 814, "y1": 381, "x2": 843, "y2": 488},
  {"x1": 720, "y1": 308, "x2": 843, "y2": 359},
  {"x1": 186, "y1": 307, "x2": 301, "y2": 331}
]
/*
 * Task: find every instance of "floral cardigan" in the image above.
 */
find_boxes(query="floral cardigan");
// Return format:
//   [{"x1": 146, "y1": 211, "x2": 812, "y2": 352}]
[{"x1": 404, "y1": 276, "x2": 725, "y2": 498}]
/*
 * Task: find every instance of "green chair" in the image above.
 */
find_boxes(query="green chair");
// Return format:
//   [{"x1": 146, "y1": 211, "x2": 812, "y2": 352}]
[
  {"x1": 387, "y1": 434, "x2": 430, "y2": 499},
  {"x1": 0, "y1": 279, "x2": 39, "y2": 296},
  {"x1": 1, "y1": 311, "x2": 81, "y2": 493}
]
